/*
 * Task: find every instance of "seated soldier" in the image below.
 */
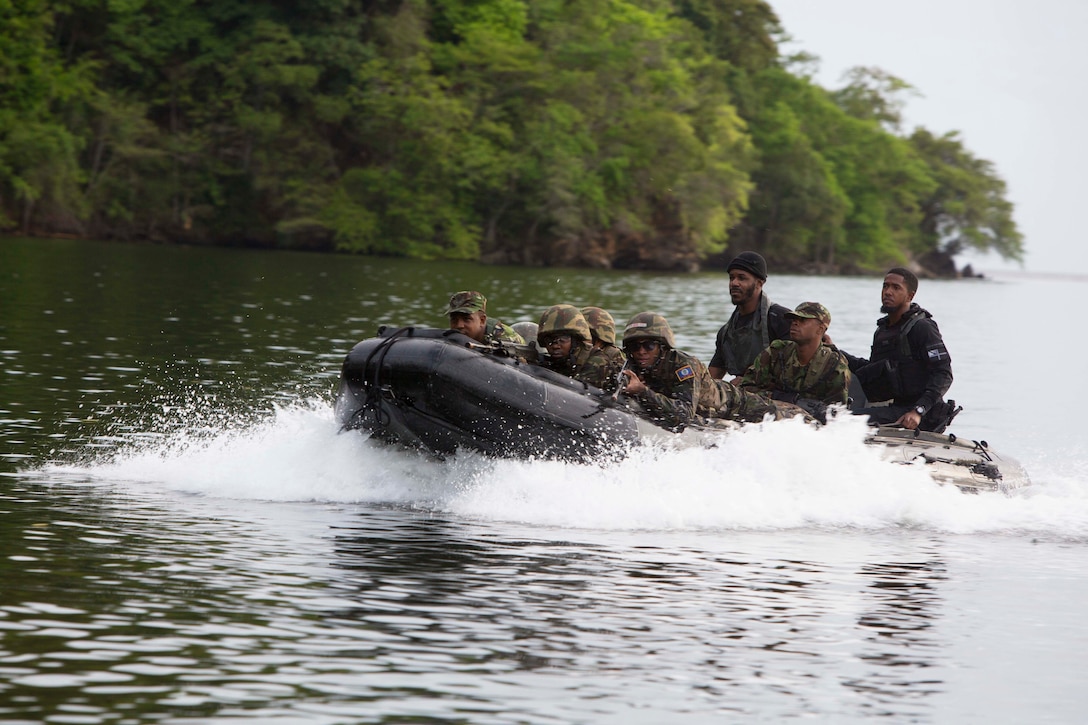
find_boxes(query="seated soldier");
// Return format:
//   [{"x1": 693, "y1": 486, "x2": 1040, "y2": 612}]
[
  {"x1": 837, "y1": 268, "x2": 956, "y2": 432},
  {"x1": 444, "y1": 291, "x2": 525, "y2": 345},
  {"x1": 739, "y1": 301, "x2": 851, "y2": 422},
  {"x1": 536, "y1": 304, "x2": 622, "y2": 391},
  {"x1": 619, "y1": 312, "x2": 776, "y2": 431},
  {"x1": 580, "y1": 306, "x2": 626, "y2": 370}
]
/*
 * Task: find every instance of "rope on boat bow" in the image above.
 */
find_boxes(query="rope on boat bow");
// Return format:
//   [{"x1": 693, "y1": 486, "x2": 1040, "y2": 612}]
[
  {"x1": 346, "y1": 326, "x2": 415, "y2": 432},
  {"x1": 971, "y1": 439, "x2": 994, "y2": 462}
]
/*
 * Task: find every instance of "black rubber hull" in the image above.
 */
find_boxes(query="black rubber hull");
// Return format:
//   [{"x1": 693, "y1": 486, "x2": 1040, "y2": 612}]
[{"x1": 335, "y1": 327, "x2": 638, "y2": 459}]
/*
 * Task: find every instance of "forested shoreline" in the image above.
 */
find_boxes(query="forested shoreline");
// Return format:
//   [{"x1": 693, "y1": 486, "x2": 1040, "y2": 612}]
[{"x1": 0, "y1": 0, "x2": 1022, "y2": 275}]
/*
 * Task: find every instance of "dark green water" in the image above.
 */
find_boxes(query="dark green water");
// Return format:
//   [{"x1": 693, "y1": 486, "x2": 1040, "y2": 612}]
[{"x1": 2, "y1": 236, "x2": 1087, "y2": 723}]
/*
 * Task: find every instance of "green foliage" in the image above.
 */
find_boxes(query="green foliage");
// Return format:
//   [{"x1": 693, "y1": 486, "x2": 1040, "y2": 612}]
[
  {"x1": 744, "y1": 98, "x2": 848, "y2": 263},
  {"x1": 0, "y1": 0, "x2": 1022, "y2": 271},
  {"x1": 910, "y1": 128, "x2": 1024, "y2": 261},
  {"x1": 830, "y1": 66, "x2": 919, "y2": 133},
  {"x1": 732, "y1": 67, "x2": 934, "y2": 271},
  {"x1": 473, "y1": 0, "x2": 756, "y2": 265},
  {"x1": 327, "y1": 23, "x2": 482, "y2": 259},
  {"x1": 673, "y1": 0, "x2": 782, "y2": 74},
  {"x1": 0, "y1": 0, "x2": 90, "y2": 229}
]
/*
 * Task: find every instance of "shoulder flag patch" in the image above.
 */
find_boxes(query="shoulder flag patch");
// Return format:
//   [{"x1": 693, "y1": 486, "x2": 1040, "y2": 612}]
[
  {"x1": 676, "y1": 365, "x2": 695, "y2": 381},
  {"x1": 926, "y1": 344, "x2": 949, "y2": 361}
]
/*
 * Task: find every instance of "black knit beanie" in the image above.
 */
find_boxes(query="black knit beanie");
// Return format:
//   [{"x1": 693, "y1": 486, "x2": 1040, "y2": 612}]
[{"x1": 727, "y1": 251, "x2": 768, "y2": 281}]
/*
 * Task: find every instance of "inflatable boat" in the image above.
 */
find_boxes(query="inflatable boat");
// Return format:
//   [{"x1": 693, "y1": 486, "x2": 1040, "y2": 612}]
[
  {"x1": 334, "y1": 326, "x2": 1030, "y2": 493},
  {"x1": 334, "y1": 326, "x2": 639, "y2": 460}
]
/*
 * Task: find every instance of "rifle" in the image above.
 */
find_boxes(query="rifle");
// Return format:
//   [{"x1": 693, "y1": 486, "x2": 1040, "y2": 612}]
[{"x1": 611, "y1": 361, "x2": 632, "y2": 402}]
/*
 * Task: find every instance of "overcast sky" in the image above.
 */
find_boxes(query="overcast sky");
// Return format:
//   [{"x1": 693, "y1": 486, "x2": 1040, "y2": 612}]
[{"x1": 771, "y1": 0, "x2": 1088, "y2": 276}]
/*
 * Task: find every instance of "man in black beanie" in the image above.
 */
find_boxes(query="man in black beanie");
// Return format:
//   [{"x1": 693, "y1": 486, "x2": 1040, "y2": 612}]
[{"x1": 708, "y1": 251, "x2": 792, "y2": 381}]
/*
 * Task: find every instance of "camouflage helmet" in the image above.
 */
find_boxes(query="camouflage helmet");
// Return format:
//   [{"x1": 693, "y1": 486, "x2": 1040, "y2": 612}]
[
  {"x1": 537, "y1": 304, "x2": 592, "y2": 343},
  {"x1": 580, "y1": 306, "x2": 617, "y2": 346},
  {"x1": 622, "y1": 312, "x2": 676, "y2": 348}
]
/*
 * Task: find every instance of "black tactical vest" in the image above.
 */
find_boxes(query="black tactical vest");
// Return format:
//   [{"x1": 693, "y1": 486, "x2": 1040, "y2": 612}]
[{"x1": 867, "y1": 307, "x2": 931, "y2": 403}]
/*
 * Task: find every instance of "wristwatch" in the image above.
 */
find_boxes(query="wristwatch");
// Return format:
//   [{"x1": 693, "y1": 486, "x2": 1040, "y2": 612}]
[{"x1": 915, "y1": 405, "x2": 927, "y2": 416}]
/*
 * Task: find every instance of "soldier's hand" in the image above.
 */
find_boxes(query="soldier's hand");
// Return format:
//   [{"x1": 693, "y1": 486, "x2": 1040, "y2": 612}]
[
  {"x1": 895, "y1": 410, "x2": 922, "y2": 430},
  {"x1": 622, "y1": 369, "x2": 646, "y2": 395}
]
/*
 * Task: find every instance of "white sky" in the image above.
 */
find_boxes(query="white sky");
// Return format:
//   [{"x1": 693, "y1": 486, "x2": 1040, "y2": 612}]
[{"x1": 771, "y1": 0, "x2": 1088, "y2": 276}]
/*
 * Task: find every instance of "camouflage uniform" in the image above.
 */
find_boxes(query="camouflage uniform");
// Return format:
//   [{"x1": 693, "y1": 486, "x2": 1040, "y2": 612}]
[
  {"x1": 443, "y1": 291, "x2": 525, "y2": 344},
  {"x1": 628, "y1": 346, "x2": 722, "y2": 431},
  {"x1": 737, "y1": 301, "x2": 849, "y2": 423},
  {"x1": 622, "y1": 312, "x2": 777, "y2": 430},
  {"x1": 740, "y1": 340, "x2": 851, "y2": 407},
  {"x1": 547, "y1": 341, "x2": 619, "y2": 391},
  {"x1": 537, "y1": 304, "x2": 623, "y2": 391},
  {"x1": 596, "y1": 344, "x2": 626, "y2": 374},
  {"x1": 484, "y1": 318, "x2": 526, "y2": 345},
  {"x1": 581, "y1": 306, "x2": 626, "y2": 371}
]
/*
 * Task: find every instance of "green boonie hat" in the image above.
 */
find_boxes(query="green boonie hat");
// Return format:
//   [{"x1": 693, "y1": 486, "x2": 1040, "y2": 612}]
[
  {"x1": 443, "y1": 291, "x2": 486, "y2": 316},
  {"x1": 785, "y1": 301, "x2": 831, "y2": 326},
  {"x1": 623, "y1": 311, "x2": 676, "y2": 348},
  {"x1": 580, "y1": 306, "x2": 617, "y2": 346},
  {"x1": 538, "y1": 304, "x2": 592, "y2": 343}
]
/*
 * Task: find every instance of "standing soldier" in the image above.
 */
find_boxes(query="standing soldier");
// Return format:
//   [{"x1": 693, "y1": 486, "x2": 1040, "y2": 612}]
[
  {"x1": 709, "y1": 251, "x2": 791, "y2": 381},
  {"x1": 444, "y1": 291, "x2": 525, "y2": 345},
  {"x1": 536, "y1": 305, "x2": 622, "y2": 391}
]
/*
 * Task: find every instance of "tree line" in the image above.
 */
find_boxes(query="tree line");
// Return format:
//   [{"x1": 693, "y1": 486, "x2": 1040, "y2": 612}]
[{"x1": 0, "y1": 0, "x2": 1023, "y2": 273}]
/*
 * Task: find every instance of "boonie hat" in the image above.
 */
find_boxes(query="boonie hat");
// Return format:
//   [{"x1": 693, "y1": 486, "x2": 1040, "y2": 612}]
[
  {"x1": 443, "y1": 291, "x2": 487, "y2": 316},
  {"x1": 785, "y1": 301, "x2": 831, "y2": 326},
  {"x1": 726, "y1": 251, "x2": 768, "y2": 281}
]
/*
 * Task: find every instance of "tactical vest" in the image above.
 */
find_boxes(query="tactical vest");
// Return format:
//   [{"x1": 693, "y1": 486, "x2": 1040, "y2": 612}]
[
  {"x1": 720, "y1": 293, "x2": 781, "y2": 375},
  {"x1": 862, "y1": 307, "x2": 932, "y2": 403}
]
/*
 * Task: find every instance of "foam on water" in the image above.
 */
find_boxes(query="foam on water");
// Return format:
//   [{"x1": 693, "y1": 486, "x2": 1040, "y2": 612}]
[{"x1": 38, "y1": 398, "x2": 1088, "y2": 539}]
